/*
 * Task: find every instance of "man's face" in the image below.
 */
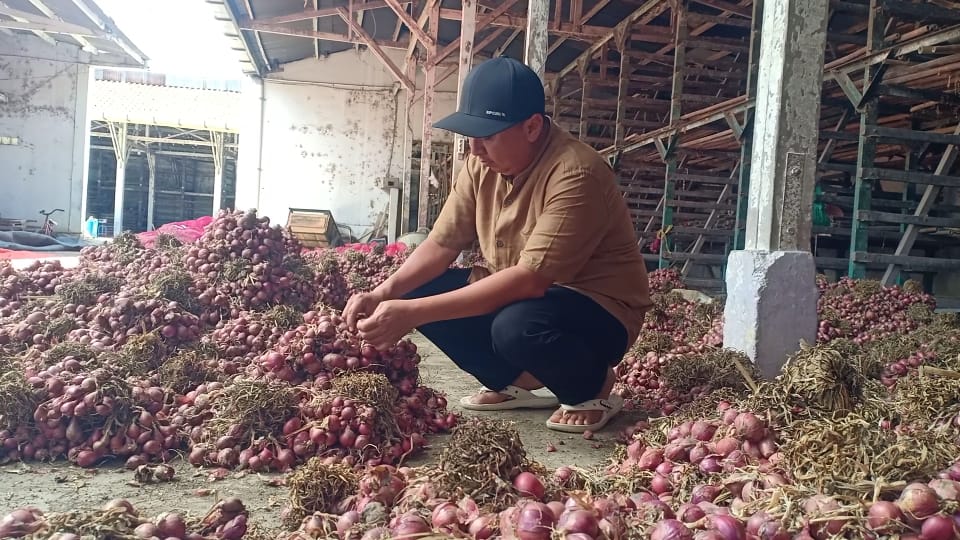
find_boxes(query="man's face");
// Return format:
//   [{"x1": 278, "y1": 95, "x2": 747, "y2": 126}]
[{"x1": 468, "y1": 114, "x2": 544, "y2": 176}]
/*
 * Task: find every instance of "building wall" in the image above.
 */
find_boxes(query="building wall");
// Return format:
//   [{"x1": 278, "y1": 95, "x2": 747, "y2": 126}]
[
  {"x1": 234, "y1": 47, "x2": 459, "y2": 238},
  {"x1": 0, "y1": 33, "x2": 90, "y2": 233},
  {"x1": 87, "y1": 77, "x2": 243, "y2": 131}
]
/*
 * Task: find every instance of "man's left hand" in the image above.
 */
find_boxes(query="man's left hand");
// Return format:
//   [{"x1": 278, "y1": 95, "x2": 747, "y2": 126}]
[{"x1": 356, "y1": 299, "x2": 418, "y2": 351}]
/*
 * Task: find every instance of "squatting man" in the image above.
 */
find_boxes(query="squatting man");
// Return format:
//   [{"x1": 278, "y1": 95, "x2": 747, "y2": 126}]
[{"x1": 343, "y1": 56, "x2": 652, "y2": 434}]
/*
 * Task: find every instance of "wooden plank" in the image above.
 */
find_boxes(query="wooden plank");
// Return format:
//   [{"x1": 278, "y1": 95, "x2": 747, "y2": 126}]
[
  {"x1": 682, "y1": 169, "x2": 735, "y2": 276},
  {"x1": 881, "y1": 122, "x2": 960, "y2": 285},
  {"x1": 337, "y1": 8, "x2": 413, "y2": 90},
  {"x1": 383, "y1": 0, "x2": 434, "y2": 46},
  {"x1": 668, "y1": 199, "x2": 737, "y2": 211},
  {"x1": 429, "y1": 0, "x2": 521, "y2": 65},
  {"x1": 861, "y1": 167, "x2": 960, "y2": 187},
  {"x1": 690, "y1": 0, "x2": 751, "y2": 17},
  {"x1": 551, "y1": 0, "x2": 665, "y2": 84},
  {"x1": 865, "y1": 125, "x2": 960, "y2": 146},
  {"x1": 244, "y1": 0, "x2": 397, "y2": 24},
  {"x1": 670, "y1": 172, "x2": 740, "y2": 185},
  {"x1": 857, "y1": 210, "x2": 960, "y2": 228},
  {"x1": 684, "y1": 277, "x2": 726, "y2": 290},
  {"x1": 672, "y1": 226, "x2": 735, "y2": 237},
  {"x1": 878, "y1": 0, "x2": 960, "y2": 23},
  {"x1": 664, "y1": 252, "x2": 728, "y2": 264},
  {"x1": 630, "y1": 208, "x2": 713, "y2": 220},
  {"x1": 854, "y1": 252, "x2": 960, "y2": 271}
]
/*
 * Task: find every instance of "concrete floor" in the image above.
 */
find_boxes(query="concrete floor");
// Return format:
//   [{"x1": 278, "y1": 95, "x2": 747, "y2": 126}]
[{"x1": 0, "y1": 334, "x2": 640, "y2": 532}]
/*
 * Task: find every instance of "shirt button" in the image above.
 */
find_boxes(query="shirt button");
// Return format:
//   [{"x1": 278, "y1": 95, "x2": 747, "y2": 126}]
[{"x1": 496, "y1": 240, "x2": 504, "y2": 248}]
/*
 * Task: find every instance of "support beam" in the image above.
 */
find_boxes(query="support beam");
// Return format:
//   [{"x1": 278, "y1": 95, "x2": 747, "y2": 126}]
[
  {"x1": 548, "y1": 0, "x2": 611, "y2": 56},
  {"x1": 250, "y1": 1, "x2": 401, "y2": 24},
  {"x1": 337, "y1": 8, "x2": 414, "y2": 90},
  {"x1": 549, "y1": 0, "x2": 664, "y2": 88},
  {"x1": 403, "y1": 0, "x2": 437, "y2": 75},
  {"x1": 417, "y1": 1, "x2": 441, "y2": 230},
  {"x1": 383, "y1": 0, "x2": 434, "y2": 47},
  {"x1": 724, "y1": 0, "x2": 830, "y2": 379},
  {"x1": 402, "y1": 59, "x2": 417, "y2": 234},
  {"x1": 0, "y1": 2, "x2": 56, "y2": 46},
  {"x1": 495, "y1": 28, "x2": 522, "y2": 56},
  {"x1": 733, "y1": 0, "x2": 763, "y2": 250},
  {"x1": 67, "y1": 0, "x2": 145, "y2": 66},
  {"x1": 847, "y1": 0, "x2": 887, "y2": 278},
  {"x1": 524, "y1": 0, "x2": 549, "y2": 80},
  {"x1": 660, "y1": 0, "x2": 688, "y2": 269},
  {"x1": 241, "y1": 19, "x2": 408, "y2": 51},
  {"x1": 429, "y1": 0, "x2": 521, "y2": 67},
  {"x1": 452, "y1": 0, "x2": 477, "y2": 182},
  {"x1": 614, "y1": 30, "x2": 630, "y2": 148}
]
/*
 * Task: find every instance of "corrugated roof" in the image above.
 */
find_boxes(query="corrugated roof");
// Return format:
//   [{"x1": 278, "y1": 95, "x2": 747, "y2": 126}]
[
  {"x1": 0, "y1": 0, "x2": 147, "y2": 68},
  {"x1": 215, "y1": 0, "x2": 651, "y2": 76}
]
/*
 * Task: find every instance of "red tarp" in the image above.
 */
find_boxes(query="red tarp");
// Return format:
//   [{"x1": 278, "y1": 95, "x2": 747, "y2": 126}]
[
  {"x1": 0, "y1": 248, "x2": 66, "y2": 260},
  {"x1": 137, "y1": 216, "x2": 214, "y2": 248}
]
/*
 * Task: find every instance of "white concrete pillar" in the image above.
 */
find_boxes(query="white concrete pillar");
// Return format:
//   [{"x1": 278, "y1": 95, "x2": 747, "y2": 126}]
[
  {"x1": 524, "y1": 0, "x2": 549, "y2": 81},
  {"x1": 723, "y1": 0, "x2": 830, "y2": 379},
  {"x1": 146, "y1": 152, "x2": 156, "y2": 231},
  {"x1": 212, "y1": 130, "x2": 225, "y2": 215},
  {"x1": 109, "y1": 121, "x2": 128, "y2": 236}
]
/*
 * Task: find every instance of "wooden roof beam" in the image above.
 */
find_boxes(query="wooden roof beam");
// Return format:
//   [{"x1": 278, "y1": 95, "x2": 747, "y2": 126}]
[{"x1": 549, "y1": 0, "x2": 667, "y2": 89}]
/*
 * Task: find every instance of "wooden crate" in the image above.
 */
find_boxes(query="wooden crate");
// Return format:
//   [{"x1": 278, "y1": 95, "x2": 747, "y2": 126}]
[{"x1": 287, "y1": 208, "x2": 341, "y2": 248}]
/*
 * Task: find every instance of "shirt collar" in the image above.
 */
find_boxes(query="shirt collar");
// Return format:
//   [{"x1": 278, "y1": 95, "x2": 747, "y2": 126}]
[{"x1": 503, "y1": 117, "x2": 555, "y2": 185}]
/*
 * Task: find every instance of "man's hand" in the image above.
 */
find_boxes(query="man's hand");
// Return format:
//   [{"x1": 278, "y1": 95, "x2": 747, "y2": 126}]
[
  {"x1": 356, "y1": 300, "x2": 418, "y2": 351},
  {"x1": 343, "y1": 290, "x2": 385, "y2": 331}
]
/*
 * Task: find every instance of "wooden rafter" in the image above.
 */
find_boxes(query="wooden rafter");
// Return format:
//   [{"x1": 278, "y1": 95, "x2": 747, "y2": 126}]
[
  {"x1": 251, "y1": 0, "x2": 403, "y2": 25},
  {"x1": 383, "y1": 0, "x2": 434, "y2": 47},
  {"x1": 429, "y1": 0, "x2": 522, "y2": 66},
  {"x1": 337, "y1": 7, "x2": 414, "y2": 90}
]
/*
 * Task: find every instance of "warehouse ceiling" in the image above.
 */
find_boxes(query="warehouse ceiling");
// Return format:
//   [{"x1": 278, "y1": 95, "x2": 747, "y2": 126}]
[
  {"x1": 0, "y1": 0, "x2": 146, "y2": 68},
  {"x1": 210, "y1": 0, "x2": 665, "y2": 78}
]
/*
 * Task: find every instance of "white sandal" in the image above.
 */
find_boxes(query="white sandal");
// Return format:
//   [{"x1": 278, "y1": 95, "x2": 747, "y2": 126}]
[
  {"x1": 459, "y1": 385, "x2": 560, "y2": 411},
  {"x1": 545, "y1": 394, "x2": 624, "y2": 433}
]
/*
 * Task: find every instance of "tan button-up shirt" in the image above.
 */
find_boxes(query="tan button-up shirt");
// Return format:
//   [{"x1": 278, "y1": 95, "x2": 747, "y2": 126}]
[{"x1": 429, "y1": 119, "x2": 652, "y2": 347}]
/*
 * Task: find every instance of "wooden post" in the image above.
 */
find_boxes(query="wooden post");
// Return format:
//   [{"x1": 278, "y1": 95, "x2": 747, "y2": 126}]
[
  {"x1": 417, "y1": 3, "x2": 441, "y2": 231},
  {"x1": 578, "y1": 59, "x2": 590, "y2": 141},
  {"x1": 524, "y1": 0, "x2": 549, "y2": 81},
  {"x1": 848, "y1": 0, "x2": 886, "y2": 277},
  {"x1": 452, "y1": 0, "x2": 477, "y2": 183},
  {"x1": 660, "y1": 1, "x2": 686, "y2": 269},
  {"x1": 733, "y1": 0, "x2": 764, "y2": 251},
  {"x1": 402, "y1": 59, "x2": 417, "y2": 235},
  {"x1": 614, "y1": 29, "x2": 629, "y2": 148}
]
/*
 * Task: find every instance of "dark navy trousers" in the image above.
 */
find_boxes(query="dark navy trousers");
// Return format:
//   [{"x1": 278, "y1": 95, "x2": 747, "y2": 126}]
[{"x1": 402, "y1": 269, "x2": 628, "y2": 405}]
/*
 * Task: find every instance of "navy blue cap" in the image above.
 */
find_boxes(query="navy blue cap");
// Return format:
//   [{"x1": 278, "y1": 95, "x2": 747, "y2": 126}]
[{"x1": 433, "y1": 56, "x2": 546, "y2": 138}]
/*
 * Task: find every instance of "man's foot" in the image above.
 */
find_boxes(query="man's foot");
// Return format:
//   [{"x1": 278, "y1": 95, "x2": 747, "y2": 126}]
[
  {"x1": 463, "y1": 388, "x2": 527, "y2": 406},
  {"x1": 547, "y1": 368, "x2": 618, "y2": 427},
  {"x1": 459, "y1": 374, "x2": 559, "y2": 411}
]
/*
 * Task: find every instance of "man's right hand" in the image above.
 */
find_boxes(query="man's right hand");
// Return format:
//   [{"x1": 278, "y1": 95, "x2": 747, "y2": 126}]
[{"x1": 343, "y1": 290, "x2": 385, "y2": 331}]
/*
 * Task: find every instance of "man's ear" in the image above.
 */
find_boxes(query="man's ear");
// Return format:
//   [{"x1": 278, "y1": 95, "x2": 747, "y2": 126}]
[{"x1": 524, "y1": 114, "x2": 544, "y2": 142}]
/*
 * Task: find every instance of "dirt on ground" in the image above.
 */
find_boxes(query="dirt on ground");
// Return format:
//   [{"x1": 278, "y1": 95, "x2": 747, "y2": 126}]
[{"x1": 0, "y1": 334, "x2": 642, "y2": 533}]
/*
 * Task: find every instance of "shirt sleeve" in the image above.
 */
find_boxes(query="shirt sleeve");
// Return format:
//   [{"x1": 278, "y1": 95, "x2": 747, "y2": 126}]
[
  {"x1": 517, "y1": 164, "x2": 613, "y2": 283},
  {"x1": 427, "y1": 157, "x2": 478, "y2": 252}
]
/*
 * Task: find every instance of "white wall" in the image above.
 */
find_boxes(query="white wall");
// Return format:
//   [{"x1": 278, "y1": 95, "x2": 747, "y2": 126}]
[
  {"x1": 234, "y1": 47, "x2": 459, "y2": 238},
  {"x1": 0, "y1": 33, "x2": 91, "y2": 233}
]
